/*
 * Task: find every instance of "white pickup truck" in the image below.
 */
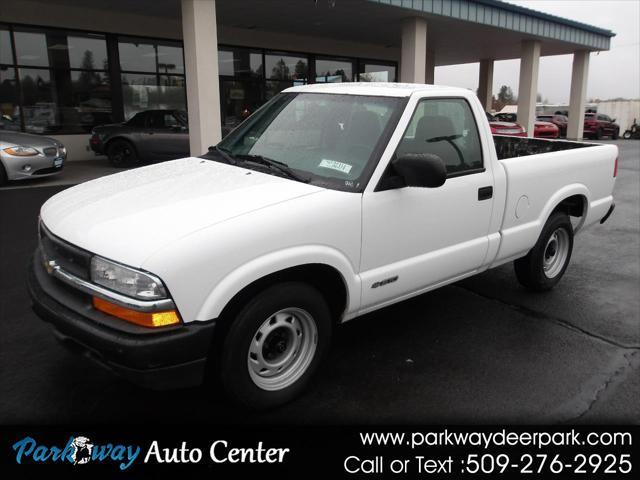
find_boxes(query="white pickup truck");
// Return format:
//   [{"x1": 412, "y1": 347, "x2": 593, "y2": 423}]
[{"x1": 29, "y1": 83, "x2": 617, "y2": 409}]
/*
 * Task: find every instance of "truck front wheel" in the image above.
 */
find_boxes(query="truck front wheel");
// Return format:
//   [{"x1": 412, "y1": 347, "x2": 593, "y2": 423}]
[
  {"x1": 514, "y1": 212, "x2": 574, "y2": 291},
  {"x1": 219, "y1": 282, "x2": 332, "y2": 409}
]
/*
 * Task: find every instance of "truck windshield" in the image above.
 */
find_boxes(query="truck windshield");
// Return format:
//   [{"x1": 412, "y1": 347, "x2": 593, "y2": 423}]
[{"x1": 213, "y1": 92, "x2": 404, "y2": 191}]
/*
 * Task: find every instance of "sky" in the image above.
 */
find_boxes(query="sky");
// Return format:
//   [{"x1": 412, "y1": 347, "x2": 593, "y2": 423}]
[{"x1": 434, "y1": 0, "x2": 640, "y2": 104}]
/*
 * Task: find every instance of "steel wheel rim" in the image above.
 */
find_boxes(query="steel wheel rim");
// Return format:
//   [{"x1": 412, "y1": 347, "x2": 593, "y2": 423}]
[
  {"x1": 543, "y1": 228, "x2": 570, "y2": 278},
  {"x1": 247, "y1": 307, "x2": 318, "y2": 391}
]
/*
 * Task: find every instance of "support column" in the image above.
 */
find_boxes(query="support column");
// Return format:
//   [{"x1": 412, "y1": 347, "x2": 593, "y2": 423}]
[
  {"x1": 516, "y1": 40, "x2": 541, "y2": 136},
  {"x1": 477, "y1": 59, "x2": 494, "y2": 112},
  {"x1": 182, "y1": 0, "x2": 222, "y2": 155},
  {"x1": 400, "y1": 17, "x2": 427, "y2": 83},
  {"x1": 425, "y1": 50, "x2": 435, "y2": 84},
  {"x1": 567, "y1": 51, "x2": 590, "y2": 140}
]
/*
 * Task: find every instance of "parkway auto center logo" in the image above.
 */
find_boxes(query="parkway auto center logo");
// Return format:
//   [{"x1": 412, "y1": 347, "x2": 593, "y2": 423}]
[
  {"x1": 12, "y1": 435, "x2": 141, "y2": 470},
  {"x1": 11, "y1": 435, "x2": 291, "y2": 471}
]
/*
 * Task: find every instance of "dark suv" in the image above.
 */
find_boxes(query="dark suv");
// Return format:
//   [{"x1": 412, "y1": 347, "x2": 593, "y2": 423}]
[
  {"x1": 583, "y1": 113, "x2": 620, "y2": 140},
  {"x1": 90, "y1": 110, "x2": 189, "y2": 167}
]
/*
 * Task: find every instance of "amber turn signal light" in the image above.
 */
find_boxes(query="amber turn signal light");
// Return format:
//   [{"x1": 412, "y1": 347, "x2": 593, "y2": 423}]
[{"x1": 92, "y1": 296, "x2": 180, "y2": 328}]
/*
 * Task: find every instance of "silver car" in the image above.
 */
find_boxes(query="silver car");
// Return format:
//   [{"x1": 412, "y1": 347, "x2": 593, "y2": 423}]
[{"x1": 0, "y1": 130, "x2": 66, "y2": 186}]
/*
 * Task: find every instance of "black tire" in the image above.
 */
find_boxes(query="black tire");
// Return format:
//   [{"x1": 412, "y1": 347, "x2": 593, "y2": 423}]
[
  {"x1": 107, "y1": 139, "x2": 139, "y2": 167},
  {"x1": 612, "y1": 129, "x2": 619, "y2": 140},
  {"x1": 0, "y1": 163, "x2": 7, "y2": 187},
  {"x1": 623, "y1": 130, "x2": 632, "y2": 139},
  {"x1": 219, "y1": 282, "x2": 332, "y2": 409},
  {"x1": 514, "y1": 212, "x2": 574, "y2": 292}
]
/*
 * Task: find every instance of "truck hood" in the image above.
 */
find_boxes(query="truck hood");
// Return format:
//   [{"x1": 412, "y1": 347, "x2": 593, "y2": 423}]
[{"x1": 41, "y1": 157, "x2": 324, "y2": 266}]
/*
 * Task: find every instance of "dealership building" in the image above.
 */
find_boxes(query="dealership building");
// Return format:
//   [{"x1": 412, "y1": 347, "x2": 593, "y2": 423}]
[{"x1": 0, "y1": 0, "x2": 614, "y2": 160}]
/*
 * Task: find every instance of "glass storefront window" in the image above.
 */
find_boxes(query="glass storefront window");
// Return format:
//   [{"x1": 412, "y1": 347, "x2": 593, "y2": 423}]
[
  {"x1": 218, "y1": 48, "x2": 263, "y2": 77},
  {"x1": 157, "y1": 76, "x2": 187, "y2": 111},
  {"x1": 0, "y1": 67, "x2": 19, "y2": 129},
  {"x1": 358, "y1": 62, "x2": 396, "y2": 82},
  {"x1": 122, "y1": 73, "x2": 186, "y2": 119},
  {"x1": 265, "y1": 53, "x2": 308, "y2": 82},
  {"x1": 14, "y1": 30, "x2": 49, "y2": 67},
  {"x1": 69, "y1": 70, "x2": 112, "y2": 133},
  {"x1": 220, "y1": 79, "x2": 264, "y2": 136},
  {"x1": 118, "y1": 40, "x2": 156, "y2": 72},
  {"x1": 122, "y1": 72, "x2": 157, "y2": 119},
  {"x1": 157, "y1": 45, "x2": 184, "y2": 74},
  {"x1": 68, "y1": 34, "x2": 108, "y2": 70},
  {"x1": 4, "y1": 23, "x2": 397, "y2": 136},
  {"x1": 315, "y1": 57, "x2": 353, "y2": 83},
  {"x1": 19, "y1": 68, "x2": 58, "y2": 134},
  {"x1": 1, "y1": 28, "x2": 13, "y2": 65}
]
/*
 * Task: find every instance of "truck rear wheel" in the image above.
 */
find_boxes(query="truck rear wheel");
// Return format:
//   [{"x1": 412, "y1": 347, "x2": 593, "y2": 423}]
[
  {"x1": 219, "y1": 282, "x2": 332, "y2": 409},
  {"x1": 514, "y1": 212, "x2": 574, "y2": 291}
]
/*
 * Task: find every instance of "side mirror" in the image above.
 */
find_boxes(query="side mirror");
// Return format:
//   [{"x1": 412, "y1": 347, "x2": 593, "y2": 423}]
[
  {"x1": 391, "y1": 153, "x2": 447, "y2": 188},
  {"x1": 611, "y1": 118, "x2": 616, "y2": 123}
]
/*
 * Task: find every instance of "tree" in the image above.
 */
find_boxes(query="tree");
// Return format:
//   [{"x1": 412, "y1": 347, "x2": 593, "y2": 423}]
[
  {"x1": 271, "y1": 59, "x2": 290, "y2": 80},
  {"x1": 76, "y1": 50, "x2": 101, "y2": 89},
  {"x1": 495, "y1": 85, "x2": 515, "y2": 111},
  {"x1": 294, "y1": 60, "x2": 308, "y2": 80}
]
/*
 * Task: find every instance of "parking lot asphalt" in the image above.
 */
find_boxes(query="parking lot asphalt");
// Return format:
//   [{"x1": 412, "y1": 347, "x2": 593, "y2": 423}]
[{"x1": 0, "y1": 140, "x2": 638, "y2": 425}]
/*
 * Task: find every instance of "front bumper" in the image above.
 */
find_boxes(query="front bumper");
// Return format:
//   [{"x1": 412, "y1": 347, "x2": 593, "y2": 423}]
[
  {"x1": 28, "y1": 250, "x2": 216, "y2": 389},
  {"x1": 2, "y1": 153, "x2": 65, "y2": 180}
]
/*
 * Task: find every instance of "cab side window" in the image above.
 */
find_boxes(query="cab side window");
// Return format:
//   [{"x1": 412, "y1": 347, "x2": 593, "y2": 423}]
[{"x1": 395, "y1": 98, "x2": 483, "y2": 175}]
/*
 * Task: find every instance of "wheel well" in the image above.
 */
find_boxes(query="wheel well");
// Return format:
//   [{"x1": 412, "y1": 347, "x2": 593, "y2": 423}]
[
  {"x1": 105, "y1": 136, "x2": 137, "y2": 155},
  {"x1": 217, "y1": 264, "x2": 348, "y2": 328},
  {"x1": 552, "y1": 194, "x2": 587, "y2": 218}
]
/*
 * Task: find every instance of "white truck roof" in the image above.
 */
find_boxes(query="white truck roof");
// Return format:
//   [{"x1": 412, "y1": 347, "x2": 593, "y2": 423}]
[{"x1": 284, "y1": 82, "x2": 471, "y2": 97}]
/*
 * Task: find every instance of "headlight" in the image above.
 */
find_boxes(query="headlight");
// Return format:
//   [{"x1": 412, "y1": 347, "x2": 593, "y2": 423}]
[
  {"x1": 59, "y1": 145, "x2": 67, "y2": 156},
  {"x1": 3, "y1": 146, "x2": 39, "y2": 156},
  {"x1": 90, "y1": 256, "x2": 168, "y2": 300}
]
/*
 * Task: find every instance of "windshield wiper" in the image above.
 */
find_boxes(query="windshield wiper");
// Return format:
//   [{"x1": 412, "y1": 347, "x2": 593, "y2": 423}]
[
  {"x1": 206, "y1": 145, "x2": 237, "y2": 165},
  {"x1": 235, "y1": 154, "x2": 310, "y2": 183}
]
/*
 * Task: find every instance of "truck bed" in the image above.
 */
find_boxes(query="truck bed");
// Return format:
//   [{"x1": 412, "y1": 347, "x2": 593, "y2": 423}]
[
  {"x1": 492, "y1": 137, "x2": 617, "y2": 265},
  {"x1": 493, "y1": 135, "x2": 595, "y2": 161}
]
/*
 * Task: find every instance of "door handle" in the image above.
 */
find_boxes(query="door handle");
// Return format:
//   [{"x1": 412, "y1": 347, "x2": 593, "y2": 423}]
[{"x1": 478, "y1": 186, "x2": 493, "y2": 201}]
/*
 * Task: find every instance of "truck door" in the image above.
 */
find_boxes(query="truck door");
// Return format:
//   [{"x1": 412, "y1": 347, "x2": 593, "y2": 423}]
[{"x1": 360, "y1": 97, "x2": 495, "y2": 311}]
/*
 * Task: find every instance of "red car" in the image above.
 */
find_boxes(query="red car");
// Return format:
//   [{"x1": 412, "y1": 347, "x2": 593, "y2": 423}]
[
  {"x1": 533, "y1": 120, "x2": 560, "y2": 138},
  {"x1": 537, "y1": 114, "x2": 568, "y2": 137},
  {"x1": 486, "y1": 112, "x2": 526, "y2": 136},
  {"x1": 583, "y1": 113, "x2": 620, "y2": 139}
]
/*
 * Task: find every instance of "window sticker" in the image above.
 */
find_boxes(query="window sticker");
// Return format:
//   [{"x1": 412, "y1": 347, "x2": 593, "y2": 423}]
[{"x1": 318, "y1": 159, "x2": 352, "y2": 174}]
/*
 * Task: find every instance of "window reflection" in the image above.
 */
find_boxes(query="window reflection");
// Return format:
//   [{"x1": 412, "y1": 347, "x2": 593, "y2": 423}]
[
  {"x1": 157, "y1": 45, "x2": 184, "y2": 74},
  {"x1": 118, "y1": 41, "x2": 156, "y2": 72},
  {"x1": 19, "y1": 68, "x2": 56, "y2": 134},
  {"x1": 315, "y1": 58, "x2": 353, "y2": 82},
  {"x1": 0, "y1": 67, "x2": 20, "y2": 129},
  {"x1": 265, "y1": 53, "x2": 308, "y2": 82},
  {"x1": 70, "y1": 70, "x2": 111, "y2": 133},
  {"x1": 1, "y1": 29, "x2": 13, "y2": 65},
  {"x1": 218, "y1": 48, "x2": 262, "y2": 77},
  {"x1": 358, "y1": 63, "x2": 396, "y2": 82},
  {"x1": 68, "y1": 35, "x2": 108, "y2": 70},
  {"x1": 122, "y1": 73, "x2": 186, "y2": 119},
  {"x1": 14, "y1": 31, "x2": 49, "y2": 67}
]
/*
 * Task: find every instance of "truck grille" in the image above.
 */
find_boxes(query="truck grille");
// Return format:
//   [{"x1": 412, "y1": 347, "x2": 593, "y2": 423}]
[
  {"x1": 42, "y1": 147, "x2": 58, "y2": 157},
  {"x1": 39, "y1": 222, "x2": 92, "y2": 280}
]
